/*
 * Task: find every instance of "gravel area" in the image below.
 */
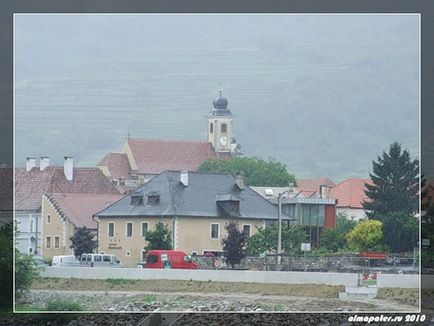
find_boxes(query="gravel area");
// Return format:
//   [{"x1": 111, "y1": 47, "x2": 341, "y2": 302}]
[{"x1": 17, "y1": 289, "x2": 417, "y2": 313}]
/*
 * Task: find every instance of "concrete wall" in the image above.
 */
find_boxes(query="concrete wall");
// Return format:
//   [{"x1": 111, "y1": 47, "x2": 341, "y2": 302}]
[
  {"x1": 41, "y1": 267, "x2": 359, "y2": 286},
  {"x1": 377, "y1": 273, "x2": 419, "y2": 288}
]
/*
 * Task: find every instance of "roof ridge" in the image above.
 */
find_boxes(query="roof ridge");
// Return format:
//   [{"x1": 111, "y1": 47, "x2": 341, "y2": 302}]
[{"x1": 129, "y1": 137, "x2": 209, "y2": 144}]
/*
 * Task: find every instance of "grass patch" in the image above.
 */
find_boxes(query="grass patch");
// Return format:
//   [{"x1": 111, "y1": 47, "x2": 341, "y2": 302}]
[
  {"x1": 141, "y1": 294, "x2": 157, "y2": 303},
  {"x1": 15, "y1": 304, "x2": 44, "y2": 312},
  {"x1": 45, "y1": 299, "x2": 83, "y2": 311},
  {"x1": 377, "y1": 288, "x2": 419, "y2": 306},
  {"x1": 106, "y1": 278, "x2": 137, "y2": 287}
]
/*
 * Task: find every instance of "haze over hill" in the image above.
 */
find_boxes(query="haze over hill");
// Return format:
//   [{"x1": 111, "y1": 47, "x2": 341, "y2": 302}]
[{"x1": 14, "y1": 15, "x2": 419, "y2": 182}]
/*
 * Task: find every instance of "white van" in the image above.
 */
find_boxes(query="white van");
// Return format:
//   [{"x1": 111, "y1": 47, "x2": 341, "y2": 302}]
[
  {"x1": 80, "y1": 253, "x2": 122, "y2": 268},
  {"x1": 52, "y1": 255, "x2": 81, "y2": 268}
]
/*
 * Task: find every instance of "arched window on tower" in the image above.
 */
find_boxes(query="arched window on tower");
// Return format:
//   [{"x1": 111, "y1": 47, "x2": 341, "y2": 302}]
[
  {"x1": 221, "y1": 123, "x2": 227, "y2": 133},
  {"x1": 210, "y1": 123, "x2": 213, "y2": 134}
]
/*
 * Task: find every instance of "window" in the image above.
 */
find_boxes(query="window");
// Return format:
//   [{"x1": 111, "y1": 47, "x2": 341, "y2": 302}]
[
  {"x1": 108, "y1": 222, "x2": 115, "y2": 237},
  {"x1": 243, "y1": 225, "x2": 251, "y2": 237},
  {"x1": 141, "y1": 222, "x2": 149, "y2": 237},
  {"x1": 87, "y1": 255, "x2": 92, "y2": 262},
  {"x1": 94, "y1": 255, "x2": 102, "y2": 262},
  {"x1": 47, "y1": 214, "x2": 51, "y2": 224},
  {"x1": 103, "y1": 255, "x2": 111, "y2": 262},
  {"x1": 147, "y1": 255, "x2": 158, "y2": 263},
  {"x1": 146, "y1": 194, "x2": 160, "y2": 205},
  {"x1": 210, "y1": 223, "x2": 219, "y2": 240},
  {"x1": 221, "y1": 123, "x2": 227, "y2": 133},
  {"x1": 126, "y1": 222, "x2": 133, "y2": 237},
  {"x1": 210, "y1": 123, "x2": 213, "y2": 133},
  {"x1": 45, "y1": 236, "x2": 51, "y2": 249},
  {"x1": 54, "y1": 236, "x2": 60, "y2": 248}
]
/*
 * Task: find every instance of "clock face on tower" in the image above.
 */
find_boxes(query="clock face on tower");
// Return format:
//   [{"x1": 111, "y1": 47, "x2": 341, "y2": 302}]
[{"x1": 219, "y1": 136, "x2": 228, "y2": 146}]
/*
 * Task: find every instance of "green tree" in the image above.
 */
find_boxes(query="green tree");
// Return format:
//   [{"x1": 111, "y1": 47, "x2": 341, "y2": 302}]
[
  {"x1": 198, "y1": 156, "x2": 296, "y2": 187},
  {"x1": 221, "y1": 222, "x2": 246, "y2": 268},
  {"x1": 70, "y1": 227, "x2": 97, "y2": 259},
  {"x1": 378, "y1": 212, "x2": 418, "y2": 252},
  {"x1": 0, "y1": 222, "x2": 13, "y2": 310},
  {"x1": 15, "y1": 249, "x2": 39, "y2": 298},
  {"x1": 246, "y1": 224, "x2": 308, "y2": 255},
  {"x1": 144, "y1": 222, "x2": 172, "y2": 251},
  {"x1": 346, "y1": 220, "x2": 383, "y2": 252},
  {"x1": 320, "y1": 213, "x2": 357, "y2": 252},
  {"x1": 363, "y1": 142, "x2": 418, "y2": 218}
]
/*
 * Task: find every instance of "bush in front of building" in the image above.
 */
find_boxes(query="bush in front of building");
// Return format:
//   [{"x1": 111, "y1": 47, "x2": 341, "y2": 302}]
[
  {"x1": 246, "y1": 224, "x2": 307, "y2": 256},
  {"x1": 346, "y1": 219, "x2": 383, "y2": 252},
  {"x1": 144, "y1": 222, "x2": 172, "y2": 251},
  {"x1": 15, "y1": 249, "x2": 39, "y2": 298},
  {"x1": 70, "y1": 226, "x2": 97, "y2": 259},
  {"x1": 222, "y1": 222, "x2": 246, "y2": 269}
]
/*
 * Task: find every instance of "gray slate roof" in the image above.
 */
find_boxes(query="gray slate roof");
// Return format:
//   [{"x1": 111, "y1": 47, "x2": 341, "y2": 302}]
[{"x1": 94, "y1": 170, "x2": 282, "y2": 220}]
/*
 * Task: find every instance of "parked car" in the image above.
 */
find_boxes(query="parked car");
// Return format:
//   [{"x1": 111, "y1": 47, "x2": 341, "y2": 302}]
[
  {"x1": 140, "y1": 250, "x2": 198, "y2": 269},
  {"x1": 52, "y1": 255, "x2": 81, "y2": 268},
  {"x1": 80, "y1": 253, "x2": 122, "y2": 268}
]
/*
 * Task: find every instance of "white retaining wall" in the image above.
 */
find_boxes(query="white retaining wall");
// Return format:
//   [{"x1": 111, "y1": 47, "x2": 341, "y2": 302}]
[
  {"x1": 376, "y1": 273, "x2": 419, "y2": 288},
  {"x1": 41, "y1": 267, "x2": 359, "y2": 287}
]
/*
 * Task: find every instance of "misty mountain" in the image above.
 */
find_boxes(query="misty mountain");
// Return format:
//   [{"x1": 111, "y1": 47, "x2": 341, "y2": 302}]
[{"x1": 14, "y1": 15, "x2": 419, "y2": 182}]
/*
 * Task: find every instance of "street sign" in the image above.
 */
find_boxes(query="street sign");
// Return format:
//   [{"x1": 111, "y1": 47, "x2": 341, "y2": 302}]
[{"x1": 301, "y1": 243, "x2": 311, "y2": 252}]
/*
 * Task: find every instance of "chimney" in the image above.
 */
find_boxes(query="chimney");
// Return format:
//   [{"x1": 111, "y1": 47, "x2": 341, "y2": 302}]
[
  {"x1": 26, "y1": 157, "x2": 36, "y2": 171},
  {"x1": 39, "y1": 156, "x2": 50, "y2": 171},
  {"x1": 64, "y1": 156, "x2": 73, "y2": 181},
  {"x1": 180, "y1": 170, "x2": 188, "y2": 186},
  {"x1": 320, "y1": 185, "x2": 331, "y2": 199},
  {"x1": 235, "y1": 172, "x2": 244, "y2": 190}
]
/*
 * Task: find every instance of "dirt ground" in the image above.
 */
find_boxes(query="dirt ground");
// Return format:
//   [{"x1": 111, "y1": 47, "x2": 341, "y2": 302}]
[
  {"x1": 30, "y1": 278, "x2": 344, "y2": 297},
  {"x1": 21, "y1": 278, "x2": 419, "y2": 313}
]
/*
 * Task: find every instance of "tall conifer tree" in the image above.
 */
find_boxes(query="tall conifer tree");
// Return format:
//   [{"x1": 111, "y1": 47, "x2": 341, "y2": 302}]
[{"x1": 363, "y1": 142, "x2": 419, "y2": 218}]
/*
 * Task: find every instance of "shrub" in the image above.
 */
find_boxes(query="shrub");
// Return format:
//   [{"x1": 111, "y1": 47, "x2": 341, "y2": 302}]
[
  {"x1": 15, "y1": 249, "x2": 39, "y2": 298},
  {"x1": 45, "y1": 299, "x2": 83, "y2": 311}
]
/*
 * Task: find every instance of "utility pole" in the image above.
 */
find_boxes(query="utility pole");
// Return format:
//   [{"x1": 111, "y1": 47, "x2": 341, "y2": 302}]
[
  {"x1": 169, "y1": 177, "x2": 176, "y2": 250},
  {"x1": 277, "y1": 193, "x2": 283, "y2": 268}
]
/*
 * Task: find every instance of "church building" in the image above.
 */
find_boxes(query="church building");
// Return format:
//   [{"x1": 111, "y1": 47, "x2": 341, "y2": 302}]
[{"x1": 97, "y1": 92, "x2": 241, "y2": 192}]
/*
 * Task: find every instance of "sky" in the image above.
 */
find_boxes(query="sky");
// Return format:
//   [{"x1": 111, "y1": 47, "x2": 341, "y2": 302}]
[{"x1": 14, "y1": 14, "x2": 420, "y2": 182}]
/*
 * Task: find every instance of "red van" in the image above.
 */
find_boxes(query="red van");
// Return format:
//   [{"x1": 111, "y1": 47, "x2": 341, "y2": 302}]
[{"x1": 143, "y1": 250, "x2": 198, "y2": 269}]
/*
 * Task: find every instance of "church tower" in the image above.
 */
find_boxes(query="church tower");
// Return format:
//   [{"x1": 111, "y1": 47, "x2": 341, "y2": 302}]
[{"x1": 207, "y1": 91, "x2": 239, "y2": 155}]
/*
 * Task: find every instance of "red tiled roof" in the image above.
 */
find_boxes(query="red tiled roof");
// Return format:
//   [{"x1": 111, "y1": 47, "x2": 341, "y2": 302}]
[
  {"x1": 15, "y1": 167, "x2": 120, "y2": 211},
  {"x1": 0, "y1": 168, "x2": 13, "y2": 211},
  {"x1": 296, "y1": 178, "x2": 336, "y2": 193},
  {"x1": 127, "y1": 138, "x2": 218, "y2": 174},
  {"x1": 330, "y1": 178, "x2": 373, "y2": 209},
  {"x1": 97, "y1": 152, "x2": 131, "y2": 179},
  {"x1": 47, "y1": 193, "x2": 123, "y2": 229}
]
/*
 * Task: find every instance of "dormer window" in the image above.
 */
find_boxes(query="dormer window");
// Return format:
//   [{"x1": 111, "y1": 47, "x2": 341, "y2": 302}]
[
  {"x1": 146, "y1": 191, "x2": 160, "y2": 205},
  {"x1": 216, "y1": 193, "x2": 241, "y2": 217},
  {"x1": 130, "y1": 194, "x2": 143, "y2": 206}
]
